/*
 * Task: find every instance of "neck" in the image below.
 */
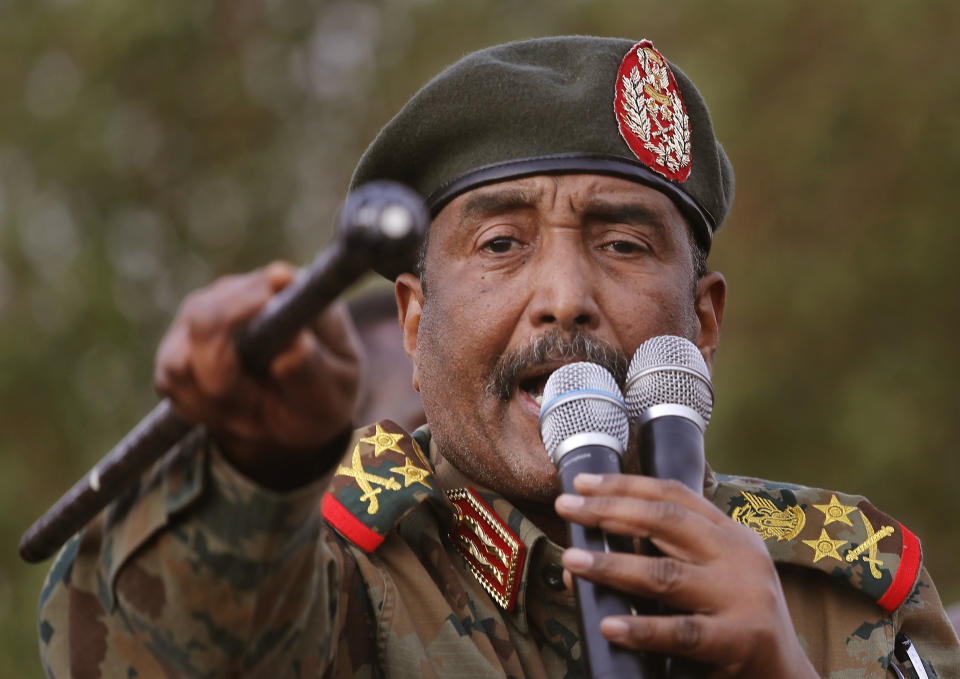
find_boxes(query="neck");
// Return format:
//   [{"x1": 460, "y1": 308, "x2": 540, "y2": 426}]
[
  {"x1": 430, "y1": 441, "x2": 572, "y2": 546},
  {"x1": 510, "y1": 496, "x2": 570, "y2": 546}
]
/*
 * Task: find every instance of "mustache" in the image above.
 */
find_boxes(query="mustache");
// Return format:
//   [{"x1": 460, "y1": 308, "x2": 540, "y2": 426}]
[{"x1": 485, "y1": 329, "x2": 629, "y2": 401}]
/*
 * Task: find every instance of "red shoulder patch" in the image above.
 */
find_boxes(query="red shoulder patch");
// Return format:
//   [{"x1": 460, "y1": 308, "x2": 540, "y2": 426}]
[
  {"x1": 876, "y1": 522, "x2": 922, "y2": 613},
  {"x1": 320, "y1": 420, "x2": 441, "y2": 553},
  {"x1": 321, "y1": 493, "x2": 385, "y2": 553}
]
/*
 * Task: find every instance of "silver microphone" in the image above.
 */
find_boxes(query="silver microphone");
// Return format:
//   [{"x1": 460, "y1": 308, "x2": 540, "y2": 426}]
[{"x1": 539, "y1": 362, "x2": 653, "y2": 679}]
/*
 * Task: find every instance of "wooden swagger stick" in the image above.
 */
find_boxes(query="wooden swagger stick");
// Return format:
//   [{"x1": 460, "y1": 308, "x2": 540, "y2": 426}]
[{"x1": 19, "y1": 181, "x2": 429, "y2": 564}]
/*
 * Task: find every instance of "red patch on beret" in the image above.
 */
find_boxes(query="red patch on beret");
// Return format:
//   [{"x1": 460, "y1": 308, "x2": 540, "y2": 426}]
[{"x1": 614, "y1": 40, "x2": 692, "y2": 182}]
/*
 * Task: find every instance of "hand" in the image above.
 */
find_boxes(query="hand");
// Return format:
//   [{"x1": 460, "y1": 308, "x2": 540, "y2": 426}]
[
  {"x1": 554, "y1": 473, "x2": 819, "y2": 679},
  {"x1": 154, "y1": 262, "x2": 362, "y2": 487}
]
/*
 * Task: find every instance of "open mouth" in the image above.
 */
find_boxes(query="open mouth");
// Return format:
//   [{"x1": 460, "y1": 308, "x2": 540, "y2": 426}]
[{"x1": 517, "y1": 372, "x2": 552, "y2": 407}]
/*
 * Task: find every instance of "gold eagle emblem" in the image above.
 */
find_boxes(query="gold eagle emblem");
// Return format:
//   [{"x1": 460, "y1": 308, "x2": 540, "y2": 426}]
[{"x1": 732, "y1": 491, "x2": 806, "y2": 542}]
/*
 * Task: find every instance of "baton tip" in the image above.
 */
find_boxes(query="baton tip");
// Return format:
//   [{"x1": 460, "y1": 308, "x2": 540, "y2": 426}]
[{"x1": 18, "y1": 529, "x2": 52, "y2": 564}]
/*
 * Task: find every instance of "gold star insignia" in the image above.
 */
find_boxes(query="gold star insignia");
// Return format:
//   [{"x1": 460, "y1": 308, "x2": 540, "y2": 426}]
[
  {"x1": 389, "y1": 457, "x2": 433, "y2": 489},
  {"x1": 360, "y1": 424, "x2": 405, "y2": 457},
  {"x1": 802, "y1": 529, "x2": 847, "y2": 563},
  {"x1": 813, "y1": 494, "x2": 857, "y2": 527}
]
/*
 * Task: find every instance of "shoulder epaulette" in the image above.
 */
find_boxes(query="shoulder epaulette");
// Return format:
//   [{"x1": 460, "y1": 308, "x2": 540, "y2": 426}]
[
  {"x1": 321, "y1": 420, "x2": 445, "y2": 552},
  {"x1": 712, "y1": 475, "x2": 922, "y2": 613}
]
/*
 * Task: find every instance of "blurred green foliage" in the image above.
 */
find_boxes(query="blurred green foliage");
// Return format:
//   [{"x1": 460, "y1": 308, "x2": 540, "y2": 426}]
[{"x1": 2, "y1": 0, "x2": 958, "y2": 673}]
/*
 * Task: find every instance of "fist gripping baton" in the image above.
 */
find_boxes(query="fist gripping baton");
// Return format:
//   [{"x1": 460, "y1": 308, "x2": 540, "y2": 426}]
[{"x1": 19, "y1": 181, "x2": 429, "y2": 564}]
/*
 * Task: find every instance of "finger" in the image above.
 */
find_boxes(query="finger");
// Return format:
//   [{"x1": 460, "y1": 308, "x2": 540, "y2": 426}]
[
  {"x1": 160, "y1": 377, "x2": 229, "y2": 427},
  {"x1": 600, "y1": 613, "x2": 724, "y2": 663},
  {"x1": 158, "y1": 326, "x2": 262, "y2": 429},
  {"x1": 562, "y1": 548, "x2": 708, "y2": 611},
  {"x1": 271, "y1": 302, "x2": 361, "y2": 403},
  {"x1": 271, "y1": 329, "x2": 354, "y2": 385},
  {"x1": 189, "y1": 326, "x2": 244, "y2": 398},
  {"x1": 270, "y1": 330, "x2": 359, "y2": 407},
  {"x1": 184, "y1": 262, "x2": 295, "y2": 341},
  {"x1": 555, "y1": 493, "x2": 718, "y2": 559},
  {"x1": 157, "y1": 261, "x2": 298, "y2": 389},
  {"x1": 155, "y1": 319, "x2": 231, "y2": 425},
  {"x1": 154, "y1": 322, "x2": 193, "y2": 395},
  {"x1": 169, "y1": 375, "x2": 270, "y2": 446},
  {"x1": 263, "y1": 260, "x2": 298, "y2": 292},
  {"x1": 180, "y1": 263, "x2": 297, "y2": 396},
  {"x1": 573, "y1": 473, "x2": 731, "y2": 526},
  {"x1": 157, "y1": 325, "x2": 265, "y2": 433},
  {"x1": 270, "y1": 330, "x2": 323, "y2": 382}
]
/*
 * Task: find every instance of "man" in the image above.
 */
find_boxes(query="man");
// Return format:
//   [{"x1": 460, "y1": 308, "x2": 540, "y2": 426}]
[{"x1": 37, "y1": 37, "x2": 959, "y2": 678}]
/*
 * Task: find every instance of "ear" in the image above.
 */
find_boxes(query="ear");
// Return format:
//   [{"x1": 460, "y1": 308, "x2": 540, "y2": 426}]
[
  {"x1": 395, "y1": 273, "x2": 424, "y2": 392},
  {"x1": 694, "y1": 271, "x2": 726, "y2": 373}
]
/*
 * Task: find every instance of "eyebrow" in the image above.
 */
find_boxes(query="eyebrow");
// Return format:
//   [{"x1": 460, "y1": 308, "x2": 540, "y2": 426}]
[
  {"x1": 456, "y1": 186, "x2": 670, "y2": 233},
  {"x1": 458, "y1": 187, "x2": 542, "y2": 222},
  {"x1": 581, "y1": 199, "x2": 668, "y2": 232}
]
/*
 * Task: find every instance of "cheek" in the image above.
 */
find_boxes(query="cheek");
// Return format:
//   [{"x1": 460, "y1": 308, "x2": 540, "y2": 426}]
[
  {"x1": 424, "y1": 270, "x2": 522, "y2": 350},
  {"x1": 606, "y1": 277, "x2": 699, "y2": 344},
  {"x1": 415, "y1": 291, "x2": 481, "y2": 399},
  {"x1": 415, "y1": 275, "x2": 525, "y2": 411},
  {"x1": 648, "y1": 283, "x2": 698, "y2": 336}
]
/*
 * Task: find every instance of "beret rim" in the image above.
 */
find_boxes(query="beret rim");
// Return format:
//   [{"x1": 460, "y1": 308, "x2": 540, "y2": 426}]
[{"x1": 370, "y1": 154, "x2": 715, "y2": 280}]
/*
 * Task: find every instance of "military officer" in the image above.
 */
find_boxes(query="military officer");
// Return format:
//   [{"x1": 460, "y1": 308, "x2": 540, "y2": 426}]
[{"x1": 37, "y1": 36, "x2": 960, "y2": 678}]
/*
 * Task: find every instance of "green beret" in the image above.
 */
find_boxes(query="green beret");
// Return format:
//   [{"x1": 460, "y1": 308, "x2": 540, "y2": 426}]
[{"x1": 350, "y1": 36, "x2": 734, "y2": 278}]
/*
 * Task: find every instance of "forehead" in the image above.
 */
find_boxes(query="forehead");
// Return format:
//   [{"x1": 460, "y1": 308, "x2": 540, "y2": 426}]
[{"x1": 433, "y1": 173, "x2": 687, "y2": 228}]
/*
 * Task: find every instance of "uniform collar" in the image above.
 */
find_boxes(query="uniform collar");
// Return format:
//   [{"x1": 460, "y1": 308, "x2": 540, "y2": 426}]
[{"x1": 422, "y1": 428, "x2": 577, "y2": 633}]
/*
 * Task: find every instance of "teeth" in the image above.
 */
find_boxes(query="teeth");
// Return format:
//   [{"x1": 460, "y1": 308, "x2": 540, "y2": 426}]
[{"x1": 532, "y1": 393, "x2": 543, "y2": 406}]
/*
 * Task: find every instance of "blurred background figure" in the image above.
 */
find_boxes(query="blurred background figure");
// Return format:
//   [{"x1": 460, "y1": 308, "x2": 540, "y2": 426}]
[{"x1": 348, "y1": 288, "x2": 425, "y2": 431}]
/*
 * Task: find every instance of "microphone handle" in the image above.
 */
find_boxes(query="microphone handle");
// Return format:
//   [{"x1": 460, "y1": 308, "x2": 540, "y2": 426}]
[
  {"x1": 638, "y1": 416, "x2": 704, "y2": 492},
  {"x1": 558, "y1": 445, "x2": 662, "y2": 679},
  {"x1": 639, "y1": 416, "x2": 708, "y2": 679}
]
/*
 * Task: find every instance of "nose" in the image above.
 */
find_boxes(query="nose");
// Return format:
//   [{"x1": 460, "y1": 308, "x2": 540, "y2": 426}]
[{"x1": 526, "y1": 239, "x2": 601, "y2": 331}]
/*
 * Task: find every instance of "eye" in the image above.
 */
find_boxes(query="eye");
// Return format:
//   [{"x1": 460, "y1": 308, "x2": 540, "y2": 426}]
[
  {"x1": 482, "y1": 236, "x2": 518, "y2": 254},
  {"x1": 602, "y1": 239, "x2": 646, "y2": 255}
]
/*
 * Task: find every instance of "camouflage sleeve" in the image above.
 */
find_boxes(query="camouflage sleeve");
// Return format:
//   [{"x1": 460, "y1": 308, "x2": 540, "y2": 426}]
[
  {"x1": 893, "y1": 567, "x2": 960, "y2": 679},
  {"x1": 37, "y1": 433, "x2": 370, "y2": 678}
]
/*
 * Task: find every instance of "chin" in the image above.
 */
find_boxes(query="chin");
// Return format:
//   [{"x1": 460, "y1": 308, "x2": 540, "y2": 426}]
[
  {"x1": 506, "y1": 480, "x2": 560, "y2": 506},
  {"x1": 492, "y1": 459, "x2": 561, "y2": 505},
  {"x1": 444, "y1": 446, "x2": 560, "y2": 504}
]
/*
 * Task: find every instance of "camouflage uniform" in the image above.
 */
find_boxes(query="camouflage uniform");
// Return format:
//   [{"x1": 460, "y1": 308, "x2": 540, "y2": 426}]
[{"x1": 38, "y1": 421, "x2": 960, "y2": 678}]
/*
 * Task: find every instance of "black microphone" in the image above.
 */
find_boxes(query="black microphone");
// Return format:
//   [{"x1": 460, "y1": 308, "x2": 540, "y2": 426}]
[
  {"x1": 539, "y1": 362, "x2": 656, "y2": 679},
  {"x1": 624, "y1": 335, "x2": 713, "y2": 495},
  {"x1": 625, "y1": 335, "x2": 715, "y2": 679}
]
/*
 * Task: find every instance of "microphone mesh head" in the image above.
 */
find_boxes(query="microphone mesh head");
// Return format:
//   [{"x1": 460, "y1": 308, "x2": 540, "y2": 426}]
[
  {"x1": 539, "y1": 362, "x2": 629, "y2": 462},
  {"x1": 625, "y1": 335, "x2": 713, "y2": 423}
]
